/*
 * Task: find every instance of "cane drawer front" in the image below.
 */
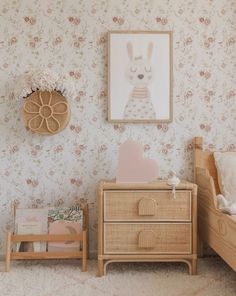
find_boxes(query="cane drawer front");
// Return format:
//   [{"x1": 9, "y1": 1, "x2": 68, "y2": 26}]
[
  {"x1": 104, "y1": 191, "x2": 191, "y2": 222},
  {"x1": 104, "y1": 223, "x2": 192, "y2": 254}
]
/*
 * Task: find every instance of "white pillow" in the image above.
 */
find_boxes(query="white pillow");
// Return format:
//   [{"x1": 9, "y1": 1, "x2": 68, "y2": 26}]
[
  {"x1": 214, "y1": 152, "x2": 236, "y2": 203},
  {"x1": 217, "y1": 194, "x2": 236, "y2": 215}
]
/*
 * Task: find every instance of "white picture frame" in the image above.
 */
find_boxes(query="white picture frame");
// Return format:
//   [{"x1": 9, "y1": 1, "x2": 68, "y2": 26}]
[{"x1": 108, "y1": 31, "x2": 173, "y2": 123}]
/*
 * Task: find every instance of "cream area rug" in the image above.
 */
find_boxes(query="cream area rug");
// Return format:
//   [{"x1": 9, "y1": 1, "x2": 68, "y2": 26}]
[{"x1": 0, "y1": 258, "x2": 235, "y2": 296}]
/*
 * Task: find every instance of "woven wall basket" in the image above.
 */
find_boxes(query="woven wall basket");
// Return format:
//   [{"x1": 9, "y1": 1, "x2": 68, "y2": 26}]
[{"x1": 23, "y1": 90, "x2": 70, "y2": 135}]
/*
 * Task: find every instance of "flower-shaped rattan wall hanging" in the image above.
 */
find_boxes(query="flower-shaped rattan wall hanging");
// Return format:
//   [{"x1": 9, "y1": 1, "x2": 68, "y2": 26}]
[
  {"x1": 12, "y1": 69, "x2": 75, "y2": 135},
  {"x1": 23, "y1": 90, "x2": 70, "y2": 135}
]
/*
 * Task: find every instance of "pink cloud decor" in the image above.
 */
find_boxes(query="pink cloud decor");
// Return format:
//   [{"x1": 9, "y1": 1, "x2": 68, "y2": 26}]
[{"x1": 116, "y1": 140, "x2": 159, "y2": 183}]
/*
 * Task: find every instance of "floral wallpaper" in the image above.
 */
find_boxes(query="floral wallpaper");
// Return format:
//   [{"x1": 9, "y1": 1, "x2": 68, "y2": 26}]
[{"x1": 0, "y1": 0, "x2": 235, "y2": 256}]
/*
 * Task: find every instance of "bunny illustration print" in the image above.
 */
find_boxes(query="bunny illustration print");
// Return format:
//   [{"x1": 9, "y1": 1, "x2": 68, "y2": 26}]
[{"x1": 123, "y1": 42, "x2": 156, "y2": 120}]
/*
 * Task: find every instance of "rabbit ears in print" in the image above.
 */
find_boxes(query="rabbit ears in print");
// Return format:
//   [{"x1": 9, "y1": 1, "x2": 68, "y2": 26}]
[{"x1": 127, "y1": 42, "x2": 154, "y2": 61}]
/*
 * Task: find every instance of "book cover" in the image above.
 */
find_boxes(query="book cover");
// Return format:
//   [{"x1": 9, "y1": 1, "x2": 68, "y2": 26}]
[
  {"x1": 15, "y1": 208, "x2": 48, "y2": 252},
  {"x1": 48, "y1": 221, "x2": 81, "y2": 252},
  {"x1": 48, "y1": 206, "x2": 83, "y2": 252},
  {"x1": 48, "y1": 206, "x2": 83, "y2": 223},
  {"x1": 16, "y1": 222, "x2": 42, "y2": 252}
]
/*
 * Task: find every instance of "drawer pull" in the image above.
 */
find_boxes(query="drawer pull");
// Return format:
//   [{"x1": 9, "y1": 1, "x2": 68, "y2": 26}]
[
  {"x1": 138, "y1": 198, "x2": 156, "y2": 216},
  {"x1": 138, "y1": 230, "x2": 156, "y2": 248}
]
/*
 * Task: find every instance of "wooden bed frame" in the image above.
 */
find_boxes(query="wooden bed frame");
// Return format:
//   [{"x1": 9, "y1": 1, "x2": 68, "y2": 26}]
[{"x1": 194, "y1": 137, "x2": 236, "y2": 271}]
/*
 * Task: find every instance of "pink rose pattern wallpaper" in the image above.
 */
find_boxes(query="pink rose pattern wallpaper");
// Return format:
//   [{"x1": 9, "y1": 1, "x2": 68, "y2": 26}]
[{"x1": 0, "y1": 0, "x2": 235, "y2": 255}]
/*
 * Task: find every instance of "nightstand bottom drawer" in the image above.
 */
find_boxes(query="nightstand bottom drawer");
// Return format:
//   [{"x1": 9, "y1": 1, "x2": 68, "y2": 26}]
[{"x1": 104, "y1": 223, "x2": 192, "y2": 254}]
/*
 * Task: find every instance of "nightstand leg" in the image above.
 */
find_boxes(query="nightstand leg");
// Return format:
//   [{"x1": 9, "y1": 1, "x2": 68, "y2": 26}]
[
  {"x1": 192, "y1": 259, "x2": 197, "y2": 275},
  {"x1": 98, "y1": 259, "x2": 104, "y2": 277},
  {"x1": 189, "y1": 259, "x2": 197, "y2": 275}
]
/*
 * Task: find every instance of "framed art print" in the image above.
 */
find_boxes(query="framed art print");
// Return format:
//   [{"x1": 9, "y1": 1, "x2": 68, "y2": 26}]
[{"x1": 108, "y1": 31, "x2": 173, "y2": 123}]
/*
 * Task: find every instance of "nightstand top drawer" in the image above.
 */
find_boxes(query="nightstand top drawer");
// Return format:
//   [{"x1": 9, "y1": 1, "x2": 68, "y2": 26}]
[
  {"x1": 104, "y1": 223, "x2": 192, "y2": 254},
  {"x1": 104, "y1": 190, "x2": 191, "y2": 222}
]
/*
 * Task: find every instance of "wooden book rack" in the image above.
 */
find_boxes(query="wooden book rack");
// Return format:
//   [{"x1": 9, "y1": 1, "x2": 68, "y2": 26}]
[{"x1": 5, "y1": 202, "x2": 89, "y2": 272}]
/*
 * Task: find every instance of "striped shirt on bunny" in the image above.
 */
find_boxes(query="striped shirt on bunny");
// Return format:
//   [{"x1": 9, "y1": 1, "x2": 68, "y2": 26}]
[
  {"x1": 131, "y1": 86, "x2": 150, "y2": 99},
  {"x1": 123, "y1": 86, "x2": 156, "y2": 120}
]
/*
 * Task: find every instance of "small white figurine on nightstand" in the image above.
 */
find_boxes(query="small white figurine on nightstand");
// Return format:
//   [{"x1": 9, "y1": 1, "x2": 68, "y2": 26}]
[{"x1": 167, "y1": 170, "x2": 180, "y2": 199}]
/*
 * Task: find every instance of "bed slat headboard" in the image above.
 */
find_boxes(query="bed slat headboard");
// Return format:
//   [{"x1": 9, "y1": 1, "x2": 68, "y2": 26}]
[{"x1": 194, "y1": 137, "x2": 220, "y2": 195}]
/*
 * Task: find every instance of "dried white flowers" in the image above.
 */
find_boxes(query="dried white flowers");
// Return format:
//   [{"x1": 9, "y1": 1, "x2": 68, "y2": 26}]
[{"x1": 12, "y1": 69, "x2": 75, "y2": 101}]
